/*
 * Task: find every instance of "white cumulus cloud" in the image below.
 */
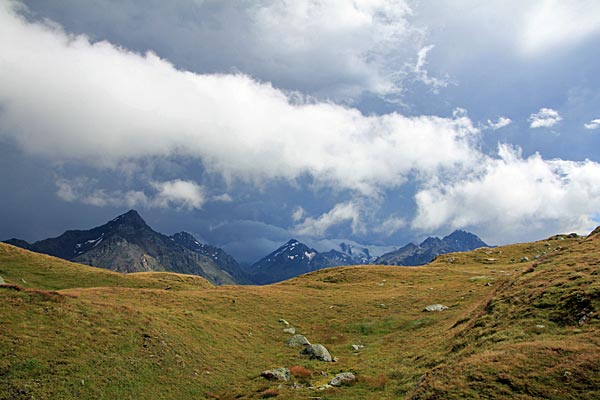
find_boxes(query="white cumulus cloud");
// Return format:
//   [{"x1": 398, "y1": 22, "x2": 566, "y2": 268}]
[
  {"x1": 151, "y1": 179, "x2": 205, "y2": 210},
  {"x1": 294, "y1": 202, "x2": 363, "y2": 237},
  {"x1": 56, "y1": 178, "x2": 205, "y2": 210},
  {"x1": 486, "y1": 116, "x2": 512, "y2": 130},
  {"x1": 584, "y1": 119, "x2": 600, "y2": 130},
  {"x1": 528, "y1": 108, "x2": 562, "y2": 128},
  {"x1": 0, "y1": 2, "x2": 480, "y2": 196},
  {"x1": 412, "y1": 144, "x2": 600, "y2": 242}
]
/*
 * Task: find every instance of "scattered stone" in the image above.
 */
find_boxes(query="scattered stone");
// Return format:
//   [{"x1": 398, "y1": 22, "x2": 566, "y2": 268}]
[
  {"x1": 278, "y1": 319, "x2": 290, "y2": 326},
  {"x1": 424, "y1": 304, "x2": 448, "y2": 312},
  {"x1": 332, "y1": 357, "x2": 339, "y2": 362},
  {"x1": 301, "y1": 344, "x2": 333, "y2": 362},
  {"x1": 520, "y1": 257, "x2": 529, "y2": 262},
  {"x1": 535, "y1": 324, "x2": 545, "y2": 329},
  {"x1": 0, "y1": 276, "x2": 4, "y2": 285},
  {"x1": 261, "y1": 367, "x2": 290, "y2": 382},
  {"x1": 378, "y1": 303, "x2": 386, "y2": 308},
  {"x1": 330, "y1": 372, "x2": 356, "y2": 387},
  {"x1": 287, "y1": 334, "x2": 310, "y2": 347},
  {"x1": 351, "y1": 344, "x2": 364, "y2": 351},
  {"x1": 315, "y1": 384, "x2": 333, "y2": 391},
  {"x1": 484, "y1": 282, "x2": 493, "y2": 287},
  {"x1": 283, "y1": 327, "x2": 296, "y2": 334}
]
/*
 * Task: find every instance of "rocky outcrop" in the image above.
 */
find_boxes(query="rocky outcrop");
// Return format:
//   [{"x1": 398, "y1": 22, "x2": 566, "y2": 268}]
[
  {"x1": 261, "y1": 368, "x2": 290, "y2": 381},
  {"x1": 287, "y1": 334, "x2": 310, "y2": 347},
  {"x1": 301, "y1": 344, "x2": 333, "y2": 362},
  {"x1": 330, "y1": 372, "x2": 356, "y2": 387},
  {"x1": 424, "y1": 304, "x2": 449, "y2": 312}
]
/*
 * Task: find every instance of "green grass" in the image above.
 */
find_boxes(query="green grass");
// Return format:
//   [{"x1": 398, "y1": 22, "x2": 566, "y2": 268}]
[{"x1": 0, "y1": 232, "x2": 598, "y2": 399}]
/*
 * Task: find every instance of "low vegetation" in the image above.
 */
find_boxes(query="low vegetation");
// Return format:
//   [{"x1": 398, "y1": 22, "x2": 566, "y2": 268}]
[{"x1": 0, "y1": 231, "x2": 598, "y2": 399}]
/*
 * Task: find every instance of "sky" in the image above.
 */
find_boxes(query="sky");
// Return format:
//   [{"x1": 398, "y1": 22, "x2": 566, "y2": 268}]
[{"x1": 1, "y1": 0, "x2": 600, "y2": 262}]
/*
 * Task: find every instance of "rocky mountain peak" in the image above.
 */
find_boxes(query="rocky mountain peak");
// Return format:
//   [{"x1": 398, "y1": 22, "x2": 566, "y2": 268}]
[{"x1": 109, "y1": 209, "x2": 147, "y2": 227}]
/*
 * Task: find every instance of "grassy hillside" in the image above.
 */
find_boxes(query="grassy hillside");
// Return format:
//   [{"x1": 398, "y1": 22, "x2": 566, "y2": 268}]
[{"x1": 0, "y1": 231, "x2": 598, "y2": 399}]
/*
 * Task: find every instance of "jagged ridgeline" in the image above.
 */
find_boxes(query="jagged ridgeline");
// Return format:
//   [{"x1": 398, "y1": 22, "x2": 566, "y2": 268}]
[
  {"x1": 3, "y1": 210, "x2": 247, "y2": 285},
  {"x1": 0, "y1": 229, "x2": 597, "y2": 399}
]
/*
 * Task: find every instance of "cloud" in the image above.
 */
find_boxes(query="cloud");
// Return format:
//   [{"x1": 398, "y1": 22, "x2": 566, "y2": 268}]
[
  {"x1": 294, "y1": 201, "x2": 363, "y2": 237},
  {"x1": 521, "y1": 0, "x2": 600, "y2": 55},
  {"x1": 151, "y1": 179, "x2": 205, "y2": 209},
  {"x1": 412, "y1": 45, "x2": 449, "y2": 91},
  {"x1": 0, "y1": 2, "x2": 480, "y2": 196},
  {"x1": 528, "y1": 108, "x2": 562, "y2": 128},
  {"x1": 486, "y1": 116, "x2": 512, "y2": 130},
  {"x1": 56, "y1": 178, "x2": 205, "y2": 210},
  {"x1": 373, "y1": 216, "x2": 406, "y2": 236},
  {"x1": 584, "y1": 119, "x2": 600, "y2": 130},
  {"x1": 291, "y1": 206, "x2": 306, "y2": 223},
  {"x1": 212, "y1": 193, "x2": 233, "y2": 203},
  {"x1": 21, "y1": 0, "x2": 423, "y2": 102},
  {"x1": 412, "y1": 144, "x2": 600, "y2": 242}
]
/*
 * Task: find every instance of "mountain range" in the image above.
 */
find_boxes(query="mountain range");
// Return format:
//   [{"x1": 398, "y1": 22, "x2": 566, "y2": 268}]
[
  {"x1": 3, "y1": 210, "x2": 246, "y2": 285},
  {"x1": 376, "y1": 230, "x2": 489, "y2": 266},
  {"x1": 3, "y1": 210, "x2": 488, "y2": 285}
]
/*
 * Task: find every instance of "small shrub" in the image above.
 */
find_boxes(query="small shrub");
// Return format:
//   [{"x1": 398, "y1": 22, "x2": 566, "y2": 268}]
[
  {"x1": 260, "y1": 388, "x2": 279, "y2": 398},
  {"x1": 289, "y1": 365, "x2": 311, "y2": 382},
  {"x1": 361, "y1": 374, "x2": 387, "y2": 390}
]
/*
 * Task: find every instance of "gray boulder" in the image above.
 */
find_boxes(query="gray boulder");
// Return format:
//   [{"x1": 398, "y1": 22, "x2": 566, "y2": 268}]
[
  {"x1": 330, "y1": 372, "x2": 356, "y2": 387},
  {"x1": 424, "y1": 304, "x2": 448, "y2": 312},
  {"x1": 287, "y1": 334, "x2": 310, "y2": 347},
  {"x1": 261, "y1": 367, "x2": 290, "y2": 381},
  {"x1": 301, "y1": 344, "x2": 333, "y2": 362}
]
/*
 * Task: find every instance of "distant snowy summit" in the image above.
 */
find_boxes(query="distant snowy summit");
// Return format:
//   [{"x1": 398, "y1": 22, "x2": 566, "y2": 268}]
[{"x1": 245, "y1": 230, "x2": 487, "y2": 284}]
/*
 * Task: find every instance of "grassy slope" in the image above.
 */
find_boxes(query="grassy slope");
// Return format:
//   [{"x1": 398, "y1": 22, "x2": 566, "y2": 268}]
[{"x1": 0, "y1": 233, "x2": 598, "y2": 399}]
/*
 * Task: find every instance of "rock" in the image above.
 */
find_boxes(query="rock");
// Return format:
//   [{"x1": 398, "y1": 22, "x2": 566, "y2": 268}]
[
  {"x1": 424, "y1": 304, "x2": 448, "y2": 312},
  {"x1": 351, "y1": 344, "x2": 364, "y2": 351},
  {"x1": 315, "y1": 384, "x2": 333, "y2": 391},
  {"x1": 520, "y1": 256, "x2": 529, "y2": 262},
  {"x1": 301, "y1": 344, "x2": 333, "y2": 362},
  {"x1": 278, "y1": 319, "x2": 290, "y2": 326},
  {"x1": 330, "y1": 372, "x2": 356, "y2": 387},
  {"x1": 283, "y1": 327, "x2": 296, "y2": 334},
  {"x1": 0, "y1": 276, "x2": 4, "y2": 285},
  {"x1": 261, "y1": 367, "x2": 290, "y2": 381},
  {"x1": 287, "y1": 334, "x2": 311, "y2": 347}
]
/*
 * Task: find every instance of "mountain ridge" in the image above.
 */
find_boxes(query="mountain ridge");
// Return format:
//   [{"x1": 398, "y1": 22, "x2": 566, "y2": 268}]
[
  {"x1": 376, "y1": 230, "x2": 488, "y2": 266},
  {"x1": 246, "y1": 230, "x2": 487, "y2": 284},
  {"x1": 2, "y1": 210, "x2": 244, "y2": 285}
]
